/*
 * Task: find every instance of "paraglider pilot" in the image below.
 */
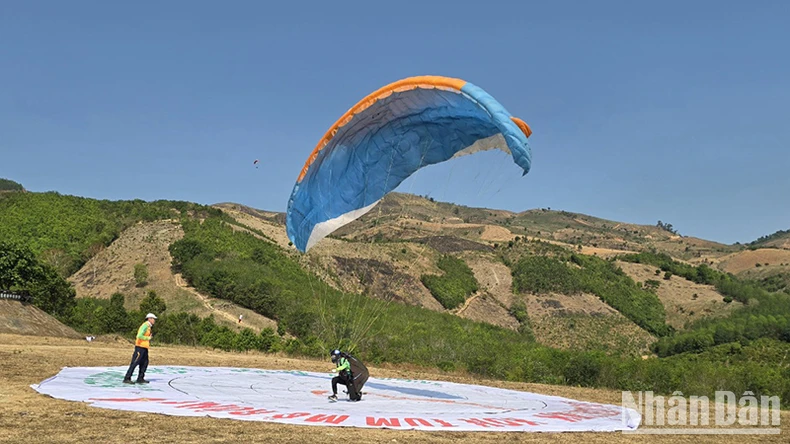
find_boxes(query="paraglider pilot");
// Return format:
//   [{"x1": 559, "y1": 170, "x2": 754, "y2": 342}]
[{"x1": 328, "y1": 349, "x2": 351, "y2": 400}]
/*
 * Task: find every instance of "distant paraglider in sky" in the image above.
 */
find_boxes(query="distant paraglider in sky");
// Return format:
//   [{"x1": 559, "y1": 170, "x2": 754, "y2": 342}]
[
  {"x1": 253, "y1": 159, "x2": 259, "y2": 169},
  {"x1": 285, "y1": 75, "x2": 534, "y2": 253}
]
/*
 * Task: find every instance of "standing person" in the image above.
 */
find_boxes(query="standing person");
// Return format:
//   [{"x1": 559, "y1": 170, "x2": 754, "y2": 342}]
[
  {"x1": 123, "y1": 313, "x2": 157, "y2": 384},
  {"x1": 328, "y1": 349, "x2": 352, "y2": 401}
]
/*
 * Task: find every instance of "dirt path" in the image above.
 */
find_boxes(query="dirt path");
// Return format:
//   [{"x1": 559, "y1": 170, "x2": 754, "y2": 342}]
[
  {"x1": 173, "y1": 273, "x2": 277, "y2": 332},
  {"x1": 454, "y1": 292, "x2": 481, "y2": 315},
  {"x1": 454, "y1": 254, "x2": 520, "y2": 330},
  {"x1": 463, "y1": 255, "x2": 514, "y2": 307}
]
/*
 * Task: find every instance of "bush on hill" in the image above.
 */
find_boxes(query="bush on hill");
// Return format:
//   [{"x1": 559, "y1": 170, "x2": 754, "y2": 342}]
[
  {"x1": 511, "y1": 254, "x2": 672, "y2": 336},
  {"x1": 0, "y1": 192, "x2": 220, "y2": 276},
  {"x1": 420, "y1": 255, "x2": 479, "y2": 309},
  {"x1": 0, "y1": 178, "x2": 24, "y2": 191}
]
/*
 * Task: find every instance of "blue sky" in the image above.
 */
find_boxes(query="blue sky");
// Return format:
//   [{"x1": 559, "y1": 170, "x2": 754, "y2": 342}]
[{"x1": 1, "y1": 1, "x2": 788, "y2": 244}]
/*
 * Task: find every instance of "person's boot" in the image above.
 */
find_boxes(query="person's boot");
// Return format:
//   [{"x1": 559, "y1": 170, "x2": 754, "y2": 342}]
[
  {"x1": 122, "y1": 378, "x2": 134, "y2": 384},
  {"x1": 328, "y1": 394, "x2": 337, "y2": 401},
  {"x1": 136, "y1": 377, "x2": 150, "y2": 384}
]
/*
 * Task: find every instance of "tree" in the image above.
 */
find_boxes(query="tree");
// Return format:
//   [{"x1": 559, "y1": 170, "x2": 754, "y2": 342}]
[
  {"x1": 644, "y1": 279, "x2": 661, "y2": 292},
  {"x1": 656, "y1": 220, "x2": 679, "y2": 235},
  {"x1": 0, "y1": 241, "x2": 75, "y2": 318},
  {"x1": 85, "y1": 243, "x2": 105, "y2": 282},
  {"x1": 102, "y1": 293, "x2": 130, "y2": 333},
  {"x1": 139, "y1": 290, "x2": 167, "y2": 316},
  {"x1": 0, "y1": 178, "x2": 23, "y2": 191},
  {"x1": 41, "y1": 248, "x2": 73, "y2": 278},
  {"x1": 134, "y1": 263, "x2": 149, "y2": 287}
]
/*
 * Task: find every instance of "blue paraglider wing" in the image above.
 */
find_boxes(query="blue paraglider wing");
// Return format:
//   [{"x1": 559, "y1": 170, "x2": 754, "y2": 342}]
[{"x1": 286, "y1": 76, "x2": 532, "y2": 252}]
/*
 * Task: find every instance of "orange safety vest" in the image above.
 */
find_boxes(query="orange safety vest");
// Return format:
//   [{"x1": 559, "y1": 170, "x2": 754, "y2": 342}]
[{"x1": 135, "y1": 321, "x2": 152, "y2": 348}]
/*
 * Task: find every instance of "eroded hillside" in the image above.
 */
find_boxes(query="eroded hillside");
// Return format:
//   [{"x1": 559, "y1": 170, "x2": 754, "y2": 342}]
[
  {"x1": 61, "y1": 193, "x2": 782, "y2": 357},
  {"x1": 210, "y1": 194, "x2": 750, "y2": 356},
  {"x1": 69, "y1": 220, "x2": 276, "y2": 332}
]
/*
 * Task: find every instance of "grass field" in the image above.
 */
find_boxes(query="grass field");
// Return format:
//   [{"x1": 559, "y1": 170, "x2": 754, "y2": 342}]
[{"x1": 1, "y1": 333, "x2": 786, "y2": 443}]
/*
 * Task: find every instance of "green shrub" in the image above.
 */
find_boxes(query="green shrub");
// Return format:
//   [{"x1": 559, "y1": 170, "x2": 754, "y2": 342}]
[
  {"x1": 0, "y1": 178, "x2": 23, "y2": 191},
  {"x1": 134, "y1": 263, "x2": 149, "y2": 287},
  {"x1": 139, "y1": 290, "x2": 166, "y2": 316},
  {"x1": 644, "y1": 279, "x2": 660, "y2": 291},
  {"x1": 0, "y1": 192, "x2": 218, "y2": 276},
  {"x1": 509, "y1": 300, "x2": 529, "y2": 324},
  {"x1": 510, "y1": 254, "x2": 671, "y2": 336},
  {"x1": 420, "y1": 255, "x2": 478, "y2": 310},
  {"x1": 511, "y1": 256, "x2": 582, "y2": 294},
  {"x1": 0, "y1": 241, "x2": 75, "y2": 319}
]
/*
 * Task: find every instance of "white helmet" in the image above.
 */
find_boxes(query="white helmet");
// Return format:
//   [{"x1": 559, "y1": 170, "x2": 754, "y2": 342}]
[{"x1": 146, "y1": 313, "x2": 158, "y2": 320}]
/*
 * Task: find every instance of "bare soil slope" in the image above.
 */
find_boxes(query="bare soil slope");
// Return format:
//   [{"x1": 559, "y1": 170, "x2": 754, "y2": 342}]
[
  {"x1": 198, "y1": 197, "x2": 768, "y2": 356},
  {"x1": 216, "y1": 204, "x2": 293, "y2": 249},
  {"x1": 0, "y1": 300, "x2": 81, "y2": 338},
  {"x1": 209, "y1": 200, "x2": 664, "y2": 356},
  {"x1": 68, "y1": 220, "x2": 276, "y2": 333},
  {"x1": 460, "y1": 254, "x2": 519, "y2": 330},
  {"x1": 458, "y1": 252, "x2": 654, "y2": 354}
]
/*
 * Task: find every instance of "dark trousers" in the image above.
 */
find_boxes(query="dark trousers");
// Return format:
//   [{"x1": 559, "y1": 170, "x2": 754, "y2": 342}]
[
  {"x1": 332, "y1": 372, "x2": 351, "y2": 395},
  {"x1": 124, "y1": 346, "x2": 149, "y2": 381}
]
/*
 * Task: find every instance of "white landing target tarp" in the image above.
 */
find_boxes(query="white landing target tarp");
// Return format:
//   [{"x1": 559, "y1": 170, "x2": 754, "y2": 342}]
[{"x1": 32, "y1": 366, "x2": 641, "y2": 432}]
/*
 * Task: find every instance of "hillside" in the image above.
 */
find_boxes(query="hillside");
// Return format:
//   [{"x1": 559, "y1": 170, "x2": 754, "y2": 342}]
[
  {"x1": 0, "y1": 300, "x2": 81, "y2": 338},
  {"x1": 210, "y1": 194, "x2": 756, "y2": 357},
  {"x1": 69, "y1": 220, "x2": 277, "y2": 333},
  {"x1": 0, "y1": 178, "x2": 24, "y2": 192},
  {"x1": 2, "y1": 189, "x2": 772, "y2": 352},
  {"x1": 615, "y1": 261, "x2": 741, "y2": 329},
  {"x1": 715, "y1": 248, "x2": 790, "y2": 274},
  {"x1": 706, "y1": 233, "x2": 790, "y2": 294},
  {"x1": 215, "y1": 200, "x2": 658, "y2": 356},
  {"x1": 4, "y1": 188, "x2": 790, "y2": 412},
  {"x1": 750, "y1": 229, "x2": 790, "y2": 250},
  {"x1": 326, "y1": 193, "x2": 738, "y2": 260}
]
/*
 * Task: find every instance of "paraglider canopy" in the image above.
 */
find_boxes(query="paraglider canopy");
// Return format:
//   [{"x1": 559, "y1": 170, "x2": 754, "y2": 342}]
[
  {"x1": 340, "y1": 351, "x2": 369, "y2": 401},
  {"x1": 286, "y1": 75, "x2": 533, "y2": 252}
]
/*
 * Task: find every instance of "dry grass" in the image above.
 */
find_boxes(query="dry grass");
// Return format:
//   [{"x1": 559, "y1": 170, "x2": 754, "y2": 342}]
[
  {"x1": 521, "y1": 292, "x2": 655, "y2": 356},
  {"x1": 69, "y1": 220, "x2": 184, "y2": 303},
  {"x1": 456, "y1": 294, "x2": 520, "y2": 330},
  {"x1": 1, "y1": 333, "x2": 786, "y2": 443},
  {"x1": 616, "y1": 262, "x2": 741, "y2": 330},
  {"x1": 459, "y1": 254, "x2": 519, "y2": 329},
  {"x1": 716, "y1": 249, "x2": 790, "y2": 275},
  {"x1": 0, "y1": 301, "x2": 81, "y2": 338}
]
